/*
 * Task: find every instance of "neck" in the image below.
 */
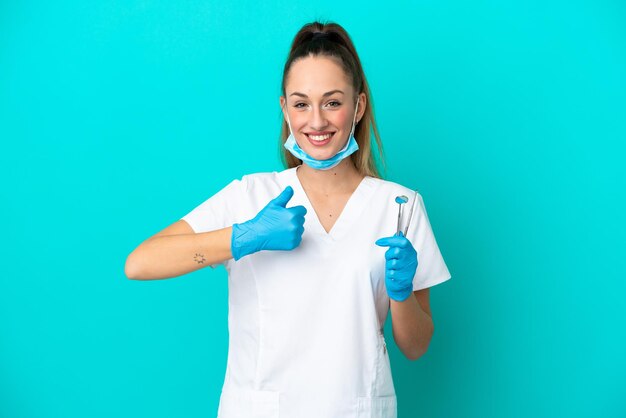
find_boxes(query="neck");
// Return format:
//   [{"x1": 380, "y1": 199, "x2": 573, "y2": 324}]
[{"x1": 295, "y1": 158, "x2": 364, "y2": 194}]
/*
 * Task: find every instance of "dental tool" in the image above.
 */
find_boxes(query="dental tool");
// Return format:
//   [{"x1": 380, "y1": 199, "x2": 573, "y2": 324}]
[
  {"x1": 402, "y1": 190, "x2": 418, "y2": 237},
  {"x1": 395, "y1": 195, "x2": 408, "y2": 235},
  {"x1": 394, "y1": 191, "x2": 419, "y2": 236}
]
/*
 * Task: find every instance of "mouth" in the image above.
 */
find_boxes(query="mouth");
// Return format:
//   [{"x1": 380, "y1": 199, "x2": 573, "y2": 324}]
[{"x1": 304, "y1": 132, "x2": 335, "y2": 146}]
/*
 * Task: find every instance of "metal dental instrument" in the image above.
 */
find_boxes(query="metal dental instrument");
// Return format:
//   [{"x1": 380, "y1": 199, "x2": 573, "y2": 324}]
[
  {"x1": 402, "y1": 190, "x2": 419, "y2": 237},
  {"x1": 395, "y1": 195, "x2": 409, "y2": 235}
]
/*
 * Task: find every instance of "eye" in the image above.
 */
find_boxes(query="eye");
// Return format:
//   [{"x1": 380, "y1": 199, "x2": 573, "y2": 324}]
[
  {"x1": 294, "y1": 102, "x2": 307, "y2": 109},
  {"x1": 326, "y1": 100, "x2": 341, "y2": 108}
]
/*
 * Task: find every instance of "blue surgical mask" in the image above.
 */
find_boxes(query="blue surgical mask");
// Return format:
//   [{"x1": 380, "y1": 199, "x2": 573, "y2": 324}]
[{"x1": 283, "y1": 97, "x2": 360, "y2": 170}]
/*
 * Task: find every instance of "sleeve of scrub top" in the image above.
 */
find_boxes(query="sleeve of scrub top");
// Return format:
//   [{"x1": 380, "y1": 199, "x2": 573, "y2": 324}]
[
  {"x1": 179, "y1": 178, "x2": 243, "y2": 268},
  {"x1": 406, "y1": 193, "x2": 452, "y2": 291}
]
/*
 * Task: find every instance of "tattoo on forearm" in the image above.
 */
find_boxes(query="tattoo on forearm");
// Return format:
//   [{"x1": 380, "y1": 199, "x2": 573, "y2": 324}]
[{"x1": 193, "y1": 253, "x2": 206, "y2": 264}]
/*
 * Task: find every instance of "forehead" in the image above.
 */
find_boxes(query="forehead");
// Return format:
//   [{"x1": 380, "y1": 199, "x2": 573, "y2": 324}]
[{"x1": 285, "y1": 55, "x2": 352, "y2": 96}]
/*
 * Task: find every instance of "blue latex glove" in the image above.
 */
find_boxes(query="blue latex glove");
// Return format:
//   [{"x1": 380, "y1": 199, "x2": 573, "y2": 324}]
[
  {"x1": 231, "y1": 186, "x2": 307, "y2": 261},
  {"x1": 375, "y1": 231, "x2": 419, "y2": 301}
]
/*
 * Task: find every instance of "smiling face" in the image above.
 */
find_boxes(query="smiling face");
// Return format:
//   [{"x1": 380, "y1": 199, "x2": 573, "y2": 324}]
[{"x1": 280, "y1": 55, "x2": 366, "y2": 163}]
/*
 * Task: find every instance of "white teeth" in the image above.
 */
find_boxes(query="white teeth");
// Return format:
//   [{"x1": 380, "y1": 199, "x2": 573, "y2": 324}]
[{"x1": 308, "y1": 133, "x2": 332, "y2": 141}]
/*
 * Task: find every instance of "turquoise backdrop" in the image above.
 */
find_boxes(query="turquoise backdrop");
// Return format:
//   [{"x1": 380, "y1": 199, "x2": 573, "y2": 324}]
[{"x1": 1, "y1": 1, "x2": 624, "y2": 417}]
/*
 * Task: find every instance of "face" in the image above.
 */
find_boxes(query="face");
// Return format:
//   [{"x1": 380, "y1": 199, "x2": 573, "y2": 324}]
[{"x1": 280, "y1": 55, "x2": 366, "y2": 162}]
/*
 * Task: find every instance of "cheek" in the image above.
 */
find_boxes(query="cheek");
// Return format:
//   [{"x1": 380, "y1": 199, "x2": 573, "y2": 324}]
[
  {"x1": 292, "y1": 114, "x2": 309, "y2": 129},
  {"x1": 332, "y1": 108, "x2": 351, "y2": 127},
  {"x1": 287, "y1": 111, "x2": 306, "y2": 128}
]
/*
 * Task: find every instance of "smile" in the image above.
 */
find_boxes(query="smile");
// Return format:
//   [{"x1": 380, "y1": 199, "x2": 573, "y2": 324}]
[{"x1": 305, "y1": 133, "x2": 334, "y2": 143}]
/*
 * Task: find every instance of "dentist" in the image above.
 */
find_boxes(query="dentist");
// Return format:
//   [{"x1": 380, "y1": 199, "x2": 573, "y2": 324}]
[{"x1": 125, "y1": 21, "x2": 451, "y2": 418}]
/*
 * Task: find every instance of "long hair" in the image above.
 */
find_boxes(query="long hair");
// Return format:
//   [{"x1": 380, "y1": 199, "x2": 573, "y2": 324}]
[{"x1": 279, "y1": 21, "x2": 386, "y2": 178}]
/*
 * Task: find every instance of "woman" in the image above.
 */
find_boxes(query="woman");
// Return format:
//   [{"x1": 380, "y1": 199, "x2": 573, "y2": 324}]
[{"x1": 125, "y1": 21, "x2": 451, "y2": 418}]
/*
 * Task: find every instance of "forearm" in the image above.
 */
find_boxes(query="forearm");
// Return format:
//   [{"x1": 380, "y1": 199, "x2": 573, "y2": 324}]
[
  {"x1": 390, "y1": 294, "x2": 434, "y2": 360},
  {"x1": 125, "y1": 227, "x2": 233, "y2": 280}
]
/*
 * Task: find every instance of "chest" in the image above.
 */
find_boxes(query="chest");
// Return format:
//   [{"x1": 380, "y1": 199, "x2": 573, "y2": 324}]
[{"x1": 305, "y1": 191, "x2": 353, "y2": 234}]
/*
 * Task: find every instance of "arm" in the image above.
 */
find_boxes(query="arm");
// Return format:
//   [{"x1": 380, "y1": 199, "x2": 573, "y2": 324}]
[
  {"x1": 125, "y1": 186, "x2": 307, "y2": 281},
  {"x1": 124, "y1": 220, "x2": 233, "y2": 281},
  {"x1": 390, "y1": 288, "x2": 434, "y2": 361}
]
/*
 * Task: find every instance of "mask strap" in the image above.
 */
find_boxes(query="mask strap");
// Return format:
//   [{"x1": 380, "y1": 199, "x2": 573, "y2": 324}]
[
  {"x1": 349, "y1": 96, "x2": 360, "y2": 137},
  {"x1": 283, "y1": 102, "x2": 294, "y2": 135}
]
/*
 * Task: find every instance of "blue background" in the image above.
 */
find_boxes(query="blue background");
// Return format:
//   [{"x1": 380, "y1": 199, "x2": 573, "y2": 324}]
[{"x1": 1, "y1": 1, "x2": 625, "y2": 417}]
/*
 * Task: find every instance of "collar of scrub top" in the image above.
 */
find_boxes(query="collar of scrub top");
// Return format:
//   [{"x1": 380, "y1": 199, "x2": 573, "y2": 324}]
[{"x1": 282, "y1": 166, "x2": 378, "y2": 242}]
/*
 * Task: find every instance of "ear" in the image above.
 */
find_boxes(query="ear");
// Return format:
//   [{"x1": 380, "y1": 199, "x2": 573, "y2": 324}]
[
  {"x1": 279, "y1": 96, "x2": 288, "y2": 120},
  {"x1": 356, "y1": 92, "x2": 367, "y2": 124}
]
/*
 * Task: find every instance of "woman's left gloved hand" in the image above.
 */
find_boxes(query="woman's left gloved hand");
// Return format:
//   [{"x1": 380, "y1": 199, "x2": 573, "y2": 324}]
[{"x1": 375, "y1": 231, "x2": 418, "y2": 302}]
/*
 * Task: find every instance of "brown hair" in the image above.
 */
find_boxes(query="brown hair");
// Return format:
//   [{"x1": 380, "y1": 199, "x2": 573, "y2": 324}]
[{"x1": 279, "y1": 21, "x2": 386, "y2": 178}]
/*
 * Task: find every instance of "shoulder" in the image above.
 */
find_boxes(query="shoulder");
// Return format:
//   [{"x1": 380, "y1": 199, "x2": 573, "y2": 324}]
[
  {"x1": 237, "y1": 167, "x2": 295, "y2": 192},
  {"x1": 368, "y1": 176, "x2": 423, "y2": 201},
  {"x1": 240, "y1": 170, "x2": 281, "y2": 183}
]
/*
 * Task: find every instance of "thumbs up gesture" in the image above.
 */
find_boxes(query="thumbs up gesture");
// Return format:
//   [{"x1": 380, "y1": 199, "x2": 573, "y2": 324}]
[{"x1": 231, "y1": 186, "x2": 307, "y2": 260}]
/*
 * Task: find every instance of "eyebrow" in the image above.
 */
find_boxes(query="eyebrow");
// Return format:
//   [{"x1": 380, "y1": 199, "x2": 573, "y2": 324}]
[{"x1": 289, "y1": 89, "x2": 344, "y2": 98}]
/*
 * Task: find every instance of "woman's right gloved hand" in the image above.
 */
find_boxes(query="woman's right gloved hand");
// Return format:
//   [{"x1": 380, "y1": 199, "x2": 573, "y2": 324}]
[{"x1": 231, "y1": 186, "x2": 307, "y2": 261}]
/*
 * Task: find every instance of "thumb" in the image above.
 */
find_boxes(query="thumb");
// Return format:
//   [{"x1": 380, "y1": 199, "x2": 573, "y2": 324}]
[
  {"x1": 270, "y1": 186, "x2": 294, "y2": 208},
  {"x1": 375, "y1": 236, "x2": 394, "y2": 247},
  {"x1": 376, "y1": 235, "x2": 408, "y2": 248}
]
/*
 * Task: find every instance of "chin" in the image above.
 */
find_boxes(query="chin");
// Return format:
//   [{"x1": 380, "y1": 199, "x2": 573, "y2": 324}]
[{"x1": 307, "y1": 150, "x2": 339, "y2": 161}]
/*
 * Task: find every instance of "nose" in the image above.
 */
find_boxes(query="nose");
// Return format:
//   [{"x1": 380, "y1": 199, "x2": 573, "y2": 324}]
[{"x1": 309, "y1": 106, "x2": 328, "y2": 131}]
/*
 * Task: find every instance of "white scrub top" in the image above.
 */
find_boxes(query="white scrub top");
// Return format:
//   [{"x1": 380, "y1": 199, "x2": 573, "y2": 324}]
[{"x1": 181, "y1": 166, "x2": 451, "y2": 418}]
